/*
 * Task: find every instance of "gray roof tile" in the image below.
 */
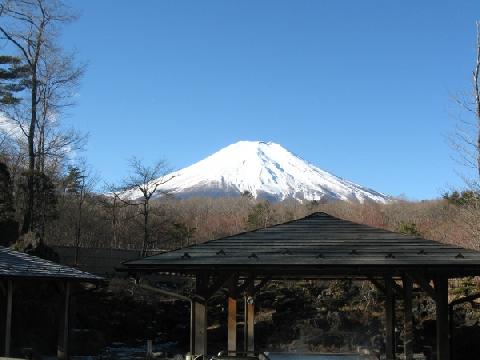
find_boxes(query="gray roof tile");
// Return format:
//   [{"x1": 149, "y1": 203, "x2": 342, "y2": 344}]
[
  {"x1": 124, "y1": 212, "x2": 480, "y2": 277},
  {"x1": 0, "y1": 246, "x2": 102, "y2": 281}
]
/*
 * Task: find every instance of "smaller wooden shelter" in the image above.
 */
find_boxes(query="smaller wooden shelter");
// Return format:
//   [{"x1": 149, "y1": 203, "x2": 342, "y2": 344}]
[
  {"x1": 0, "y1": 245, "x2": 101, "y2": 359},
  {"x1": 124, "y1": 212, "x2": 480, "y2": 360}
]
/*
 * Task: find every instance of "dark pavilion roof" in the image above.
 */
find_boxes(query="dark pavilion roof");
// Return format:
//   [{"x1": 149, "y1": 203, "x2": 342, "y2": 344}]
[
  {"x1": 0, "y1": 246, "x2": 101, "y2": 281},
  {"x1": 124, "y1": 212, "x2": 480, "y2": 278}
]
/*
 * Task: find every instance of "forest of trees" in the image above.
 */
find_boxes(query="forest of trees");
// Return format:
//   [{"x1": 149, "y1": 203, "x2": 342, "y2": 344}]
[{"x1": 1, "y1": 1, "x2": 480, "y2": 261}]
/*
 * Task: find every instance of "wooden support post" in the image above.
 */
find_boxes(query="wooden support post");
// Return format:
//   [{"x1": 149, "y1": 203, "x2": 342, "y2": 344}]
[
  {"x1": 402, "y1": 277, "x2": 413, "y2": 360},
  {"x1": 449, "y1": 305, "x2": 454, "y2": 360},
  {"x1": 57, "y1": 281, "x2": 71, "y2": 360},
  {"x1": 246, "y1": 297, "x2": 254, "y2": 354},
  {"x1": 244, "y1": 288, "x2": 254, "y2": 355},
  {"x1": 226, "y1": 274, "x2": 240, "y2": 356},
  {"x1": 194, "y1": 301, "x2": 207, "y2": 356},
  {"x1": 385, "y1": 278, "x2": 396, "y2": 360},
  {"x1": 228, "y1": 297, "x2": 237, "y2": 356},
  {"x1": 434, "y1": 277, "x2": 450, "y2": 360},
  {"x1": 193, "y1": 273, "x2": 208, "y2": 356},
  {"x1": 4, "y1": 280, "x2": 12, "y2": 357},
  {"x1": 190, "y1": 300, "x2": 195, "y2": 354}
]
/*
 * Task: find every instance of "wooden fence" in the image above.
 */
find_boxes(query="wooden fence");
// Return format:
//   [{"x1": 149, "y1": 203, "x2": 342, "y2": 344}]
[{"x1": 52, "y1": 246, "x2": 144, "y2": 275}]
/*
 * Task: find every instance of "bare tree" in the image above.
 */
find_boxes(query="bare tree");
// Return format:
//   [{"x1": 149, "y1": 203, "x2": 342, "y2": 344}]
[
  {"x1": 63, "y1": 161, "x2": 98, "y2": 264},
  {"x1": 36, "y1": 48, "x2": 85, "y2": 174},
  {"x1": 448, "y1": 19, "x2": 480, "y2": 237},
  {"x1": 122, "y1": 157, "x2": 174, "y2": 256},
  {"x1": 475, "y1": 21, "x2": 480, "y2": 177},
  {"x1": 451, "y1": 21, "x2": 480, "y2": 183},
  {"x1": 0, "y1": 0, "x2": 83, "y2": 235},
  {"x1": 99, "y1": 182, "x2": 131, "y2": 248}
]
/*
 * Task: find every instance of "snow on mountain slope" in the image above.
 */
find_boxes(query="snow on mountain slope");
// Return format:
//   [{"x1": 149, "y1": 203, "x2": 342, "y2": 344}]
[{"x1": 123, "y1": 141, "x2": 390, "y2": 203}]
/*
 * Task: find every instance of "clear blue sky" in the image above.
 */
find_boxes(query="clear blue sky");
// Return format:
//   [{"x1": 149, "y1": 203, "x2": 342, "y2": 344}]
[{"x1": 60, "y1": 0, "x2": 479, "y2": 200}]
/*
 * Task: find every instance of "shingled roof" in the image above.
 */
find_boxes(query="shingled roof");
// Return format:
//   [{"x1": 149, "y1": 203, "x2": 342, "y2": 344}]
[
  {"x1": 0, "y1": 246, "x2": 101, "y2": 281},
  {"x1": 124, "y1": 212, "x2": 480, "y2": 278}
]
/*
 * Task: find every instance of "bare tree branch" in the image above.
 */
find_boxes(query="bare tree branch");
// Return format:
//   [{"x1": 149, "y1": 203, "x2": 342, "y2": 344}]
[{"x1": 120, "y1": 157, "x2": 174, "y2": 256}]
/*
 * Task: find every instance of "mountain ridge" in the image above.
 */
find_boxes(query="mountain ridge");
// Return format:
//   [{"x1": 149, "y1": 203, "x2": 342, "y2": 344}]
[{"x1": 122, "y1": 140, "x2": 390, "y2": 203}]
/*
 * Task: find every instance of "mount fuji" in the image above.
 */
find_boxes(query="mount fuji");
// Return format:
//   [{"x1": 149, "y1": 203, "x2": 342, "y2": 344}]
[{"x1": 123, "y1": 141, "x2": 390, "y2": 203}]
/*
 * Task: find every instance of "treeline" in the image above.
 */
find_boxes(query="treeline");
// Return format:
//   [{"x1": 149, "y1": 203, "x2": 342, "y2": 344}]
[
  {"x1": 28, "y1": 186, "x2": 480, "y2": 253},
  {"x1": 3, "y1": 136, "x2": 480, "y2": 254},
  {"x1": 42, "y1": 191, "x2": 480, "y2": 252}
]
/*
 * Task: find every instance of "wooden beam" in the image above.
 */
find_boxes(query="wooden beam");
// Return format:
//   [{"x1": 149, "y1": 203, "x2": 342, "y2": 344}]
[
  {"x1": 369, "y1": 277, "x2": 386, "y2": 293},
  {"x1": 434, "y1": 277, "x2": 449, "y2": 360},
  {"x1": 253, "y1": 276, "x2": 271, "y2": 293},
  {"x1": 226, "y1": 275, "x2": 240, "y2": 299},
  {"x1": 408, "y1": 273, "x2": 436, "y2": 299},
  {"x1": 204, "y1": 272, "x2": 234, "y2": 300},
  {"x1": 449, "y1": 292, "x2": 480, "y2": 307},
  {"x1": 223, "y1": 274, "x2": 269, "y2": 298},
  {"x1": 402, "y1": 276, "x2": 413, "y2": 360},
  {"x1": 393, "y1": 282, "x2": 405, "y2": 299},
  {"x1": 4, "y1": 280, "x2": 12, "y2": 357},
  {"x1": 57, "y1": 281, "x2": 71, "y2": 360},
  {"x1": 195, "y1": 272, "x2": 210, "y2": 301},
  {"x1": 385, "y1": 278, "x2": 395, "y2": 360},
  {"x1": 238, "y1": 274, "x2": 256, "y2": 294},
  {"x1": 227, "y1": 296, "x2": 237, "y2": 356},
  {"x1": 370, "y1": 277, "x2": 405, "y2": 299}
]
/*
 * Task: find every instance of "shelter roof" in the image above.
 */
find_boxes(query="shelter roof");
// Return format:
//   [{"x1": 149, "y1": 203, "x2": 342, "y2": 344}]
[
  {"x1": 0, "y1": 246, "x2": 102, "y2": 281},
  {"x1": 124, "y1": 212, "x2": 480, "y2": 278}
]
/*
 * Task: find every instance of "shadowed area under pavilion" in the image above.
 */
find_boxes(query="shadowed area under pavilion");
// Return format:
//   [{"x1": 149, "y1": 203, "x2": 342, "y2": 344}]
[
  {"x1": 0, "y1": 246, "x2": 102, "y2": 359},
  {"x1": 123, "y1": 212, "x2": 480, "y2": 360}
]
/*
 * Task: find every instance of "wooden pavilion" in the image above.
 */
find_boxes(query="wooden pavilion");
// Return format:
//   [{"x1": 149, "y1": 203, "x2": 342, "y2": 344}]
[
  {"x1": 123, "y1": 212, "x2": 480, "y2": 360},
  {"x1": 0, "y1": 245, "x2": 101, "y2": 359}
]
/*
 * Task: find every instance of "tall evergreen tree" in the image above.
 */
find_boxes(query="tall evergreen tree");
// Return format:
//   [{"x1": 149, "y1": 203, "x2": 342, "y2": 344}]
[{"x1": 0, "y1": 55, "x2": 29, "y2": 106}]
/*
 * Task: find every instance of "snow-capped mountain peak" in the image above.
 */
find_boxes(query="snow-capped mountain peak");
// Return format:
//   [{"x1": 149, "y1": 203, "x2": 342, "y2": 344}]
[{"x1": 124, "y1": 140, "x2": 390, "y2": 203}]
